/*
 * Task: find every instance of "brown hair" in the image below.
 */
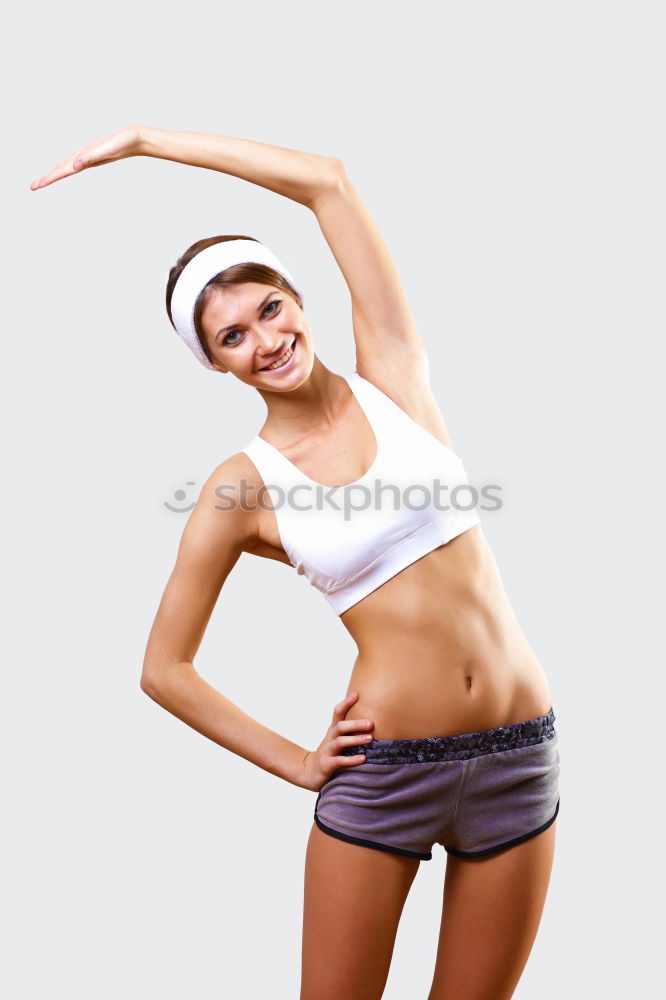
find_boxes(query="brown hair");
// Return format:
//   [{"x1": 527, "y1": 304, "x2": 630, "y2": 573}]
[{"x1": 165, "y1": 235, "x2": 303, "y2": 367}]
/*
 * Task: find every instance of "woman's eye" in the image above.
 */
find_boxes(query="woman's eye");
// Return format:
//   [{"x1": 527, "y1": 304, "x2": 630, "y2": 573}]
[{"x1": 221, "y1": 300, "x2": 281, "y2": 347}]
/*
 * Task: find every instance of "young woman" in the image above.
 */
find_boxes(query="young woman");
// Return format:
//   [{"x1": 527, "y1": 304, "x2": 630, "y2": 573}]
[{"x1": 31, "y1": 125, "x2": 560, "y2": 1000}]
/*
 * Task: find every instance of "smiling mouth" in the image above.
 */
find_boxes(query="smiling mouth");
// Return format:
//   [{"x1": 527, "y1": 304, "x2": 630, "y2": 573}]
[{"x1": 259, "y1": 337, "x2": 296, "y2": 371}]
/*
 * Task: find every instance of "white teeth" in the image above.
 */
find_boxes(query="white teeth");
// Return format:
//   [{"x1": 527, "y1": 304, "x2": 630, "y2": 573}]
[{"x1": 264, "y1": 343, "x2": 294, "y2": 370}]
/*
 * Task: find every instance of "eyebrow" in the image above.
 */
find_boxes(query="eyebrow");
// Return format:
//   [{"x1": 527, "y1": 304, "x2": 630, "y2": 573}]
[{"x1": 215, "y1": 292, "x2": 275, "y2": 342}]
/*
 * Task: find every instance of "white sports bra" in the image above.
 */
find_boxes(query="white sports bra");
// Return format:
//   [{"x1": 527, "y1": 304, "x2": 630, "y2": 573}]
[{"x1": 241, "y1": 372, "x2": 481, "y2": 615}]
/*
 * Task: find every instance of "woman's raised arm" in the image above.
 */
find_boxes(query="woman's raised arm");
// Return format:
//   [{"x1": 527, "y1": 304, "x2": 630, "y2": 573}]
[
  {"x1": 137, "y1": 129, "x2": 432, "y2": 394},
  {"x1": 31, "y1": 124, "x2": 431, "y2": 400},
  {"x1": 30, "y1": 123, "x2": 340, "y2": 206}
]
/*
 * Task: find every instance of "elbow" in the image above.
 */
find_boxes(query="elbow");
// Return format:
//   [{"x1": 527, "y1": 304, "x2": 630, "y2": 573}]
[
  {"x1": 324, "y1": 156, "x2": 348, "y2": 192},
  {"x1": 306, "y1": 156, "x2": 348, "y2": 207},
  {"x1": 140, "y1": 658, "x2": 192, "y2": 697},
  {"x1": 326, "y1": 156, "x2": 347, "y2": 183},
  {"x1": 140, "y1": 671, "x2": 157, "y2": 697},
  {"x1": 140, "y1": 665, "x2": 164, "y2": 698}
]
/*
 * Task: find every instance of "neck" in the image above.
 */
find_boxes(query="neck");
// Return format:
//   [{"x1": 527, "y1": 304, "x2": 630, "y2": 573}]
[{"x1": 257, "y1": 357, "x2": 350, "y2": 441}]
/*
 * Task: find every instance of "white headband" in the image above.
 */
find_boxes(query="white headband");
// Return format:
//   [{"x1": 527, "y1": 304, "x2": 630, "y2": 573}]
[{"x1": 169, "y1": 239, "x2": 304, "y2": 370}]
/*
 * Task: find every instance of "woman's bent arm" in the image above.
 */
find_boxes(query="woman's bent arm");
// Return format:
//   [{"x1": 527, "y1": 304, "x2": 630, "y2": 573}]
[
  {"x1": 141, "y1": 662, "x2": 311, "y2": 789},
  {"x1": 138, "y1": 125, "x2": 340, "y2": 207},
  {"x1": 140, "y1": 454, "x2": 311, "y2": 790}
]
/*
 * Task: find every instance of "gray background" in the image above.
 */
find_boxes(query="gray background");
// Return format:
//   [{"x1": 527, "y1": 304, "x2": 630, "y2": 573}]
[{"x1": 3, "y1": 0, "x2": 663, "y2": 995}]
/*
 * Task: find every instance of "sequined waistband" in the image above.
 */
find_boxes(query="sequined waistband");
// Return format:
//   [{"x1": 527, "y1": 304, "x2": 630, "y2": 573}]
[{"x1": 339, "y1": 708, "x2": 556, "y2": 763}]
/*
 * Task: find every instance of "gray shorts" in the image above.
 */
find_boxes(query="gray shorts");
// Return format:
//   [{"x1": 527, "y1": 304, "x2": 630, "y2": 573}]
[{"x1": 314, "y1": 708, "x2": 560, "y2": 860}]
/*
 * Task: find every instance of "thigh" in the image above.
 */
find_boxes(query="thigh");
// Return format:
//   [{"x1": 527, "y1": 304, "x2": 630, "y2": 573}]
[
  {"x1": 301, "y1": 823, "x2": 421, "y2": 1000},
  {"x1": 428, "y1": 822, "x2": 557, "y2": 1000}
]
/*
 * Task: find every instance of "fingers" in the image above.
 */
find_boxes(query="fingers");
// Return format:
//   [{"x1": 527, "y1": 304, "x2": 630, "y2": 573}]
[
  {"x1": 30, "y1": 135, "x2": 106, "y2": 190},
  {"x1": 333, "y1": 690, "x2": 372, "y2": 724},
  {"x1": 326, "y1": 725, "x2": 374, "y2": 770},
  {"x1": 324, "y1": 692, "x2": 376, "y2": 773},
  {"x1": 332, "y1": 691, "x2": 358, "y2": 720},
  {"x1": 30, "y1": 126, "x2": 143, "y2": 192},
  {"x1": 337, "y1": 718, "x2": 374, "y2": 734},
  {"x1": 331, "y1": 693, "x2": 374, "y2": 735},
  {"x1": 333, "y1": 732, "x2": 373, "y2": 750},
  {"x1": 30, "y1": 153, "x2": 83, "y2": 190}
]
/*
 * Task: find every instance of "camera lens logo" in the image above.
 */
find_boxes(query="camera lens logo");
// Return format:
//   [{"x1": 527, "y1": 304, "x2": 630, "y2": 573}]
[{"x1": 164, "y1": 481, "x2": 198, "y2": 513}]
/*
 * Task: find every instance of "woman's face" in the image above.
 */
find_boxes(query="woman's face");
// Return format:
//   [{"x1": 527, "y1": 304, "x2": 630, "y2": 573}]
[{"x1": 199, "y1": 282, "x2": 315, "y2": 389}]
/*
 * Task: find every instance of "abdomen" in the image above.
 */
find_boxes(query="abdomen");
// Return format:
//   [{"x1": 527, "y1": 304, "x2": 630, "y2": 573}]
[{"x1": 342, "y1": 526, "x2": 553, "y2": 738}]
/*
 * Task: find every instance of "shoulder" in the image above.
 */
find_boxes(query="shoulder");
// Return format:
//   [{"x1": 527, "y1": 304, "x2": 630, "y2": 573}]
[
  {"x1": 192, "y1": 451, "x2": 263, "y2": 555},
  {"x1": 201, "y1": 449, "x2": 264, "y2": 493},
  {"x1": 355, "y1": 355, "x2": 455, "y2": 452}
]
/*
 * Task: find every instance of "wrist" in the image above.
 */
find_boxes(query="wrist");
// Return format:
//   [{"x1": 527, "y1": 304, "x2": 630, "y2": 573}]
[
  {"x1": 136, "y1": 124, "x2": 162, "y2": 157},
  {"x1": 292, "y1": 749, "x2": 318, "y2": 792}
]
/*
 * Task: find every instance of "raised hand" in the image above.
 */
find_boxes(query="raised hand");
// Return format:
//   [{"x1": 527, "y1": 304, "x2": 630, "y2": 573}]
[
  {"x1": 300, "y1": 691, "x2": 375, "y2": 792},
  {"x1": 30, "y1": 123, "x2": 146, "y2": 190}
]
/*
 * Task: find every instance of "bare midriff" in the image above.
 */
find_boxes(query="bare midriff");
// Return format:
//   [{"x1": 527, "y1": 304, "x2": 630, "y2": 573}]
[{"x1": 339, "y1": 524, "x2": 553, "y2": 740}]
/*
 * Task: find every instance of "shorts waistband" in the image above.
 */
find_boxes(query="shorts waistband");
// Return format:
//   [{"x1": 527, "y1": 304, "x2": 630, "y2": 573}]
[{"x1": 339, "y1": 708, "x2": 556, "y2": 763}]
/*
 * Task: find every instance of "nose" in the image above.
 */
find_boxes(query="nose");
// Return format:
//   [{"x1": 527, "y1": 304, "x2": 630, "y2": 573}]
[{"x1": 256, "y1": 330, "x2": 290, "y2": 364}]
